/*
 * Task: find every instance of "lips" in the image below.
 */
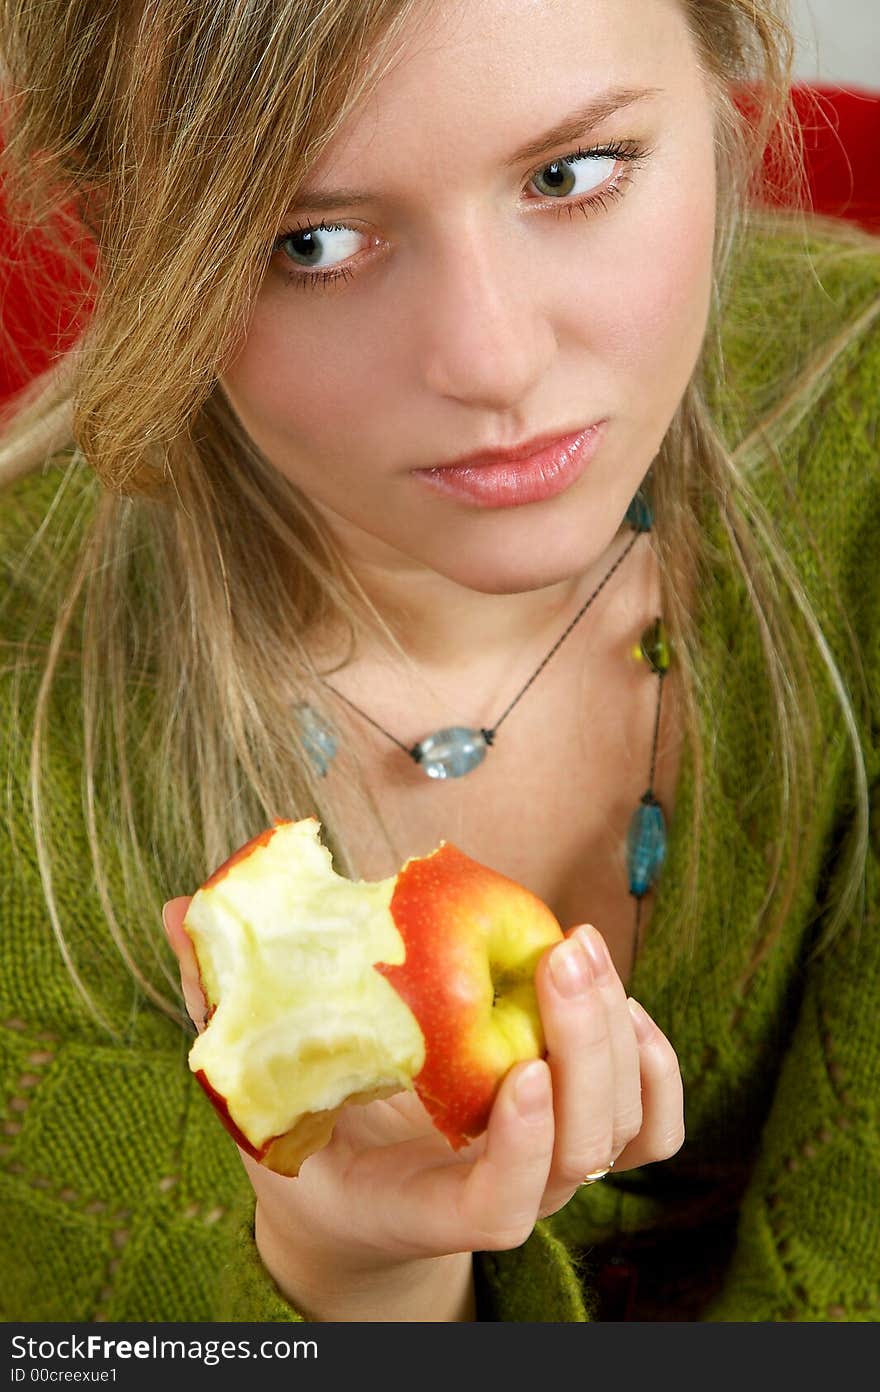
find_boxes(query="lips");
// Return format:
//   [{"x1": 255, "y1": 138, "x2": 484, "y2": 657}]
[
  {"x1": 411, "y1": 421, "x2": 605, "y2": 509},
  {"x1": 421, "y1": 424, "x2": 598, "y2": 473}
]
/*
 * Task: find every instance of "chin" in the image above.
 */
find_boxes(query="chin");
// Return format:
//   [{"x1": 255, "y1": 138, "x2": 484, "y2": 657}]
[
  {"x1": 451, "y1": 565, "x2": 584, "y2": 598},
  {"x1": 418, "y1": 517, "x2": 628, "y2": 598},
  {"x1": 403, "y1": 462, "x2": 642, "y2": 598}
]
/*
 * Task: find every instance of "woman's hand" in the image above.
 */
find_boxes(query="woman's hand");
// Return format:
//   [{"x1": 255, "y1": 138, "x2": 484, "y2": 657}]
[{"x1": 162, "y1": 899, "x2": 683, "y2": 1275}]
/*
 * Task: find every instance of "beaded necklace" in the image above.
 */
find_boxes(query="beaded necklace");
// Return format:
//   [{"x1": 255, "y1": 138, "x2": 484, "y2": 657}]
[{"x1": 293, "y1": 484, "x2": 671, "y2": 981}]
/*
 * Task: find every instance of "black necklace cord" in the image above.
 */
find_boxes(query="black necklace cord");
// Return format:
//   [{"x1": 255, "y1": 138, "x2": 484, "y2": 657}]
[
  {"x1": 323, "y1": 526, "x2": 643, "y2": 754},
  {"x1": 488, "y1": 527, "x2": 642, "y2": 738}
]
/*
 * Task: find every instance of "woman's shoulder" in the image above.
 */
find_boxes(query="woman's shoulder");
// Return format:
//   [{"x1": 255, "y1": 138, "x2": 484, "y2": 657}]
[
  {"x1": 730, "y1": 207, "x2": 880, "y2": 298},
  {"x1": 0, "y1": 452, "x2": 99, "y2": 651},
  {"x1": 711, "y1": 211, "x2": 879, "y2": 614},
  {"x1": 710, "y1": 208, "x2": 880, "y2": 441},
  {"x1": 717, "y1": 213, "x2": 879, "y2": 771},
  {"x1": 0, "y1": 450, "x2": 97, "y2": 545}
]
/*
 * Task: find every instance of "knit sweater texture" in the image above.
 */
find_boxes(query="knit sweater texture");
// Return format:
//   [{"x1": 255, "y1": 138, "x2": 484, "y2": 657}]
[{"x1": 1, "y1": 218, "x2": 878, "y2": 1323}]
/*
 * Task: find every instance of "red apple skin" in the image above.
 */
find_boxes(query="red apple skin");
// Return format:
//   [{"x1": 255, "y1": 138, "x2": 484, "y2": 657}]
[
  {"x1": 194, "y1": 1067, "x2": 267, "y2": 1161},
  {"x1": 375, "y1": 842, "x2": 564, "y2": 1150}
]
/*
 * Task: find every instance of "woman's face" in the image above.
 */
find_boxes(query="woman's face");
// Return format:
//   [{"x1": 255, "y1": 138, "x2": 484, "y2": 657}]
[{"x1": 220, "y1": 0, "x2": 718, "y2": 599}]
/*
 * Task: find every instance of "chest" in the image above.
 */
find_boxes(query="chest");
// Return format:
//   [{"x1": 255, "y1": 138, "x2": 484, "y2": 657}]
[{"x1": 313, "y1": 630, "x2": 685, "y2": 990}]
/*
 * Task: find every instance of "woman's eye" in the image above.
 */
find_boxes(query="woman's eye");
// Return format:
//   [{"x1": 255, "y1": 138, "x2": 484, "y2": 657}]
[
  {"x1": 274, "y1": 223, "x2": 367, "y2": 276},
  {"x1": 529, "y1": 151, "x2": 617, "y2": 200}
]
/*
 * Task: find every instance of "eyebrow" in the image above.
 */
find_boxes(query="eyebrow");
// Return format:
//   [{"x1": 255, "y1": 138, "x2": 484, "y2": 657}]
[{"x1": 289, "y1": 84, "x2": 661, "y2": 213}]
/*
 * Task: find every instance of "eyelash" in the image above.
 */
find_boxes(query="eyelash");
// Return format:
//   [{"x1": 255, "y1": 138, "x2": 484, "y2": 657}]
[{"x1": 272, "y1": 138, "x2": 651, "y2": 292}]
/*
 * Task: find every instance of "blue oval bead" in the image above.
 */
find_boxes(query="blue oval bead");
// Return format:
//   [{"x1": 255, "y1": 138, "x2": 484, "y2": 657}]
[
  {"x1": 412, "y1": 726, "x2": 489, "y2": 779},
  {"x1": 293, "y1": 701, "x2": 338, "y2": 778},
  {"x1": 626, "y1": 796, "x2": 667, "y2": 896}
]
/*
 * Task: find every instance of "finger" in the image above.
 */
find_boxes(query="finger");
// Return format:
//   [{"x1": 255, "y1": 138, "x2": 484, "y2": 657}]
[
  {"x1": 612, "y1": 998, "x2": 685, "y2": 1170},
  {"x1": 458, "y1": 1058, "x2": 556, "y2": 1250},
  {"x1": 534, "y1": 929, "x2": 620, "y2": 1191},
  {"x1": 162, "y1": 895, "x2": 208, "y2": 1031},
  {"x1": 572, "y1": 925, "x2": 643, "y2": 1157},
  {"x1": 386, "y1": 1059, "x2": 555, "y2": 1256}
]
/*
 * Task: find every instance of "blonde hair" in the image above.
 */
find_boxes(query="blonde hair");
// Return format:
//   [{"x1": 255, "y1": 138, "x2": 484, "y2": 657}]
[{"x1": 0, "y1": 0, "x2": 876, "y2": 1039}]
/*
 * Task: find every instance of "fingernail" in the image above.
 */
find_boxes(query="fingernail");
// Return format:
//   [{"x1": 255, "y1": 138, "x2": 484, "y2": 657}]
[
  {"x1": 627, "y1": 997, "x2": 654, "y2": 1043},
  {"x1": 515, "y1": 1061, "x2": 550, "y2": 1118},
  {"x1": 161, "y1": 902, "x2": 172, "y2": 937},
  {"x1": 576, "y1": 925, "x2": 611, "y2": 979},
  {"x1": 550, "y1": 938, "x2": 593, "y2": 996}
]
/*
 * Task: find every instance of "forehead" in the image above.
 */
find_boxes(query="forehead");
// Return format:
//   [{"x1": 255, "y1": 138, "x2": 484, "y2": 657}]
[{"x1": 296, "y1": 0, "x2": 689, "y2": 189}]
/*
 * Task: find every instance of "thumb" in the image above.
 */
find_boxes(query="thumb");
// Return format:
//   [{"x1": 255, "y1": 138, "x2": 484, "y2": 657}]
[
  {"x1": 162, "y1": 895, "x2": 191, "y2": 944},
  {"x1": 162, "y1": 895, "x2": 209, "y2": 1032},
  {"x1": 457, "y1": 1059, "x2": 554, "y2": 1248}
]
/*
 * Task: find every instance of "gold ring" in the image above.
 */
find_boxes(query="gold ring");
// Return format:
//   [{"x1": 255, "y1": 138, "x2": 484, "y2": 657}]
[{"x1": 578, "y1": 1158, "x2": 615, "y2": 1186}]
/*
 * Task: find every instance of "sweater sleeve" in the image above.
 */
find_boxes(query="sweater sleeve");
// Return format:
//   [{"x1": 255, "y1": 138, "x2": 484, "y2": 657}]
[
  {"x1": 213, "y1": 1202, "x2": 590, "y2": 1319},
  {"x1": 473, "y1": 1225, "x2": 593, "y2": 1320},
  {"x1": 214, "y1": 1200, "x2": 592, "y2": 1321}
]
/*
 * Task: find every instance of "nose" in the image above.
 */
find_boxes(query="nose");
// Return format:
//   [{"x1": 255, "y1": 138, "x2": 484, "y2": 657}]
[{"x1": 415, "y1": 217, "x2": 556, "y2": 410}]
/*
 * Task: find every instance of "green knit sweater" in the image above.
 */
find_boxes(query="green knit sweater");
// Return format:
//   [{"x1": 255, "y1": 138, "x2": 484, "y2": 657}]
[{"x1": 2, "y1": 219, "x2": 878, "y2": 1323}]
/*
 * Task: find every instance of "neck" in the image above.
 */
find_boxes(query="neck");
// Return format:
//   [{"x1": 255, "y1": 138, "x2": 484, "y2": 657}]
[{"x1": 310, "y1": 515, "x2": 640, "y2": 681}]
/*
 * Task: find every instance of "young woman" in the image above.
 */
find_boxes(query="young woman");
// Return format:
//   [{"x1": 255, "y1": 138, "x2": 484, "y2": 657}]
[{"x1": 0, "y1": 0, "x2": 877, "y2": 1322}]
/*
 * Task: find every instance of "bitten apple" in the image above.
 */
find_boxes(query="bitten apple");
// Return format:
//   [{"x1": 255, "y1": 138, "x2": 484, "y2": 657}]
[{"x1": 182, "y1": 816, "x2": 564, "y2": 1176}]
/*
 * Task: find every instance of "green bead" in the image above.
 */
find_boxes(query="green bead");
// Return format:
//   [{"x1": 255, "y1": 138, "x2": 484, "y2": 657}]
[{"x1": 640, "y1": 617, "x2": 671, "y2": 675}]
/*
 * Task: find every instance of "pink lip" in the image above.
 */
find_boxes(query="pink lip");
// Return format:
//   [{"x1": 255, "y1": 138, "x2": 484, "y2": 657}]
[{"x1": 411, "y1": 421, "x2": 606, "y2": 508}]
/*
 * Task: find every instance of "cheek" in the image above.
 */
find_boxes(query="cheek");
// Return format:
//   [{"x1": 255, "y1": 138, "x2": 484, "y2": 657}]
[
  {"x1": 559, "y1": 139, "x2": 717, "y2": 401},
  {"x1": 629, "y1": 159, "x2": 717, "y2": 353},
  {"x1": 220, "y1": 300, "x2": 389, "y2": 461}
]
